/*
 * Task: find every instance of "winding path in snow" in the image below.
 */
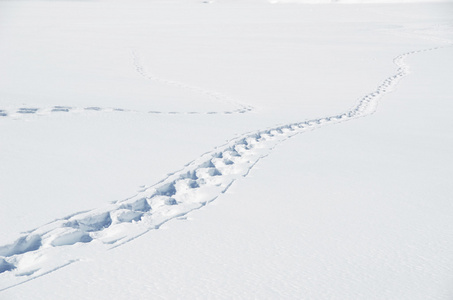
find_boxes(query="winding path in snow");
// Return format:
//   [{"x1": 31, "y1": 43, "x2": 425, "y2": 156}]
[
  {"x1": 0, "y1": 43, "x2": 451, "y2": 291},
  {"x1": 131, "y1": 50, "x2": 254, "y2": 114},
  {"x1": 0, "y1": 51, "x2": 253, "y2": 120}
]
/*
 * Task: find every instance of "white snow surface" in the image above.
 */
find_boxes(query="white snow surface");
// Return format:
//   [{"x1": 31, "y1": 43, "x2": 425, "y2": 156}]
[
  {"x1": 1, "y1": 0, "x2": 453, "y2": 299},
  {"x1": 270, "y1": 0, "x2": 452, "y2": 3}
]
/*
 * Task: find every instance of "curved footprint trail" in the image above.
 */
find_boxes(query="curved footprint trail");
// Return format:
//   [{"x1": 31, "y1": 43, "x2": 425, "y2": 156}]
[
  {"x1": 131, "y1": 50, "x2": 253, "y2": 114},
  {"x1": 0, "y1": 52, "x2": 253, "y2": 120},
  {"x1": 0, "y1": 44, "x2": 449, "y2": 291}
]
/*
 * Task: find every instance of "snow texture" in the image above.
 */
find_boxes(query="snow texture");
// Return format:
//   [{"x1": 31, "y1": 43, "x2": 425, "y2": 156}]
[{"x1": 1, "y1": 0, "x2": 453, "y2": 298}]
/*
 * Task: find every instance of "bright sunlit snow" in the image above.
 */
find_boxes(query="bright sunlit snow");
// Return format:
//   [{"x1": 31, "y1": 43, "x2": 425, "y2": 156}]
[{"x1": 1, "y1": 0, "x2": 453, "y2": 298}]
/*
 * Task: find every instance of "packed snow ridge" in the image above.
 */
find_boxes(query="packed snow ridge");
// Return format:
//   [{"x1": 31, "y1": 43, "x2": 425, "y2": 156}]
[{"x1": 0, "y1": 43, "x2": 450, "y2": 291}]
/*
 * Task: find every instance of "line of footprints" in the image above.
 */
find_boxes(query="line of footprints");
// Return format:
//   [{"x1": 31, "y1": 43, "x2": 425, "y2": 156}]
[
  {"x1": 0, "y1": 106, "x2": 253, "y2": 119},
  {"x1": 0, "y1": 44, "x2": 447, "y2": 289}
]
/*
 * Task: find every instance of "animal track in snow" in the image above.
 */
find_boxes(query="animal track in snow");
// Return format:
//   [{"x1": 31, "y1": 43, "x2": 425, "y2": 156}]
[
  {"x1": 17, "y1": 108, "x2": 39, "y2": 114},
  {"x1": 1, "y1": 43, "x2": 450, "y2": 291},
  {"x1": 0, "y1": 105, "x2": 252, "y2": 121},
  {"x1": 131, "y1": 50, "x2": 254, "y2": 115},
  {"x1": 0, "y1": 51, "x2": 255, "y2": 121},
  {"x1": 51, "y1": 106, "x2": 72, "y2": 112}
]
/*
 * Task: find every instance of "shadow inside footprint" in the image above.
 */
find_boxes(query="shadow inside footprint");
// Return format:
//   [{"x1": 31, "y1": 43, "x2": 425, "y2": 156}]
[
  {"x1": 64, "y1": 213, "x2": 112, "y2": 232},
  {"x1": 0, "y1": 235, "x2": 42, "y2": 257},
  {"x1": 0, "y1": 259, "x2": 15, "y2": 273},
  {"x1": 17, "y1": 108, "x2": 38, "y2": 114},
  {"x1": 84, "y1": 107, "x2": 101, "y2": 111},
  {"x1": 52, "y1": 106, "x2": 72, "y2": 112}
]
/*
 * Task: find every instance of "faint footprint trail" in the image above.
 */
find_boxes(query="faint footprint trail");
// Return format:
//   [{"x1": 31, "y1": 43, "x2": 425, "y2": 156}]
[
  {"x1": 0, "y1": 104, "x2": 250, "y2": 120},
  {"x1": 0, "y1": 52, "x2": 253, "y2": 120},
  {"x1": 0, "y1": 43, "x2": 451, "y2": 291},
  {"x1": 0, "y1": 106, "x2": 130, "y2": 119},
  {"x1": 131, "y1": 50, "x2": 253, "y2": 114}
]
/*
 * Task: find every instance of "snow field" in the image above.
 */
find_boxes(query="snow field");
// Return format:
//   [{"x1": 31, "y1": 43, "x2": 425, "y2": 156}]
[
  {"x1": 1, "y1": 41, "x2": 450, "y2": 290},
  {"x1": 1, "y1": 0, "x2": 453, "y2": 298}
]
